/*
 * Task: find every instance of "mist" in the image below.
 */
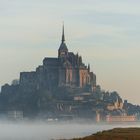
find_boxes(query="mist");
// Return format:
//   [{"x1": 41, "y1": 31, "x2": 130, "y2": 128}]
[{"x1": 0, "y1": 120, "x2": 139, "y2": 140}]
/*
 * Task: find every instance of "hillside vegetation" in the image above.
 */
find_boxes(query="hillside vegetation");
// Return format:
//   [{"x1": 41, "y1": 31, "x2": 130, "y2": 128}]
[{"x1": 73, "y1": 128, "x2": 140, "y2": 140}]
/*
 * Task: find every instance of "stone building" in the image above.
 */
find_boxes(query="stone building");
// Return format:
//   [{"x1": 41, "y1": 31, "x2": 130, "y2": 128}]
[{"x1": 19, "y1": 25, "x2": 96, "y2": 92}]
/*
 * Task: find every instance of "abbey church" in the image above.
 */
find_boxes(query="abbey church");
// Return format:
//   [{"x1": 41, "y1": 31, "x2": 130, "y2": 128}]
[{"x1": 19, "y1": 25, "x2": 96, "y2": 92}]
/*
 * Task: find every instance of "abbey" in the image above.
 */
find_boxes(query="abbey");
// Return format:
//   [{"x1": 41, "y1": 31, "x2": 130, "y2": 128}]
[{"x1": 20, "y1": 25, "x2": 96, "y2": 92}]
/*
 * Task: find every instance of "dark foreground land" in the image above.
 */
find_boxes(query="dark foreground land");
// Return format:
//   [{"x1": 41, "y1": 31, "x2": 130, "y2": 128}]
[{"x1": 72, "y1": 128, "x2": 140, "y2": 140}]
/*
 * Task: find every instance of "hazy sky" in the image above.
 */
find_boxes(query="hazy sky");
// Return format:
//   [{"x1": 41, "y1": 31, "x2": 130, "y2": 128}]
[{"x1": 0, "y1": 0, "x2": 140, "y2": 104}]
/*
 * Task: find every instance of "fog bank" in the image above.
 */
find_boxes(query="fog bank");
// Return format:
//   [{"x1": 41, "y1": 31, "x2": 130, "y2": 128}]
[{"x1": 0, "y1": 121, "x2": 139, "y2": 140}]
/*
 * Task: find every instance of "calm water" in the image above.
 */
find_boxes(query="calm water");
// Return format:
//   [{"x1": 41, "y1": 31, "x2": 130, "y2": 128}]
[{"x1": 0, "y1": 121, "x2": 139, "y2": 140}]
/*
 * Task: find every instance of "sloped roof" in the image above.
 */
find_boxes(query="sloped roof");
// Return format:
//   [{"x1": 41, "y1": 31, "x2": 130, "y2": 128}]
[{"x1": 59, "y1": 42, "x2": 68, "y2": 51}]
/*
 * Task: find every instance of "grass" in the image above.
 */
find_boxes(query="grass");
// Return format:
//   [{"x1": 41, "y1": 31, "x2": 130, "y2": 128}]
[{"x1": 72, "y1": 128, "x2": 140, "y2": 140}]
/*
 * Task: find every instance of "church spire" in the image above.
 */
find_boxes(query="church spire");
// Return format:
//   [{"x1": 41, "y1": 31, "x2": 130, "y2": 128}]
[
  {"x1": 58, "y1": 23, "x2": 68, "y2": 58},
  {"x1": 62, "y1": 23, "x2": 65, "y2": 43}
]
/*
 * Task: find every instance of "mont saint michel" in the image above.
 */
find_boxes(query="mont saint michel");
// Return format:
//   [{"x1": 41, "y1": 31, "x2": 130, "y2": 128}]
[{"x1": 0, "y1": 26, "x2": 140, "y2": 121}]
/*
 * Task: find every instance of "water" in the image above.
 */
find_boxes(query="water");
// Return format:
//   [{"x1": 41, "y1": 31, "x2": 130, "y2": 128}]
[{"x1": 0, "y1": 121, "x2": 139, "y2": 140}]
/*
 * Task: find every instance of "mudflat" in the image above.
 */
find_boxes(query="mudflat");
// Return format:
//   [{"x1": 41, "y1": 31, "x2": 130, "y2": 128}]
[{"x1": 72, "y1": 128, "x2": 140, "y2": 140}]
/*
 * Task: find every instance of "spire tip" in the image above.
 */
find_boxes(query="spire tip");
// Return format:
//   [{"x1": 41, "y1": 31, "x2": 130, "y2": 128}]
[{"x1": 62, "y1": 23, "x2": 65, "y2": 43}]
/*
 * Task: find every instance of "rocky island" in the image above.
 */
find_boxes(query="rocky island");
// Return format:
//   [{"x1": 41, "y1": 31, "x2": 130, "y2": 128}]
[{"x1": 0, "y1": 26, "x2": 140, "y2": 121}]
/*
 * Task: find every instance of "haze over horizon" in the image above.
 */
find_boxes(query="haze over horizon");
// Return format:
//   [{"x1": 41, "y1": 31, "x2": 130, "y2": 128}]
[{"x1": 0, "y1": 0, "x2": 140, "y2": 104}]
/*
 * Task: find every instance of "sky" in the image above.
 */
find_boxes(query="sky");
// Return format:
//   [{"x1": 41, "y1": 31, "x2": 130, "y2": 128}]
[{"x1": 0, "y1": 0, "x2": 140, "y2": 104}]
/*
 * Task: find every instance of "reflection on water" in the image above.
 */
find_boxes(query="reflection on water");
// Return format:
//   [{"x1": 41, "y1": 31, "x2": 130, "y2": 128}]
[{"x1": 0, "y1": 121, "x2": 139, "y2": 140}]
